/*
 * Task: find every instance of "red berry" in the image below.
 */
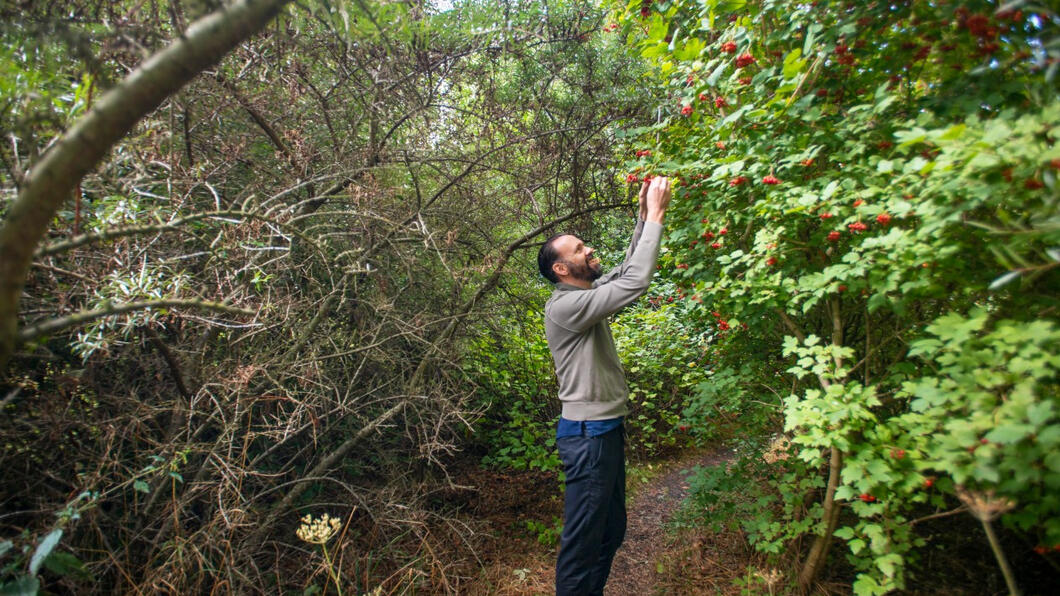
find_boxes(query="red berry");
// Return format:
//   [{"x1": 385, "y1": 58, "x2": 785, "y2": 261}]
[
  {"x1": 714, "y1": 96, "x2": 727, "y2": 108},
  {"x1": 838, "y1": 284, "x2": 847, "y2": 292},
  {"x1": 853, "y1": 199, "x2": 865, "y2": 207},
  {"x1": 766, "y1": 256, "x2": 777, "y2": 266},
  {"x1": 834, "y1": 43, "x2": 849, "y2": 55},
  {"x1": 828, "y1": 231, "x2": 841, "y2": 242},
  {"x1": 858, "y1": 493, "x2": 877, "y2": 503},
  {"x1": 718, "y1": 227, "x2": 728, "y2": 235},
  {"x1": 877, "y1": 141, "x2": 893, "y2": 150},
  {"x1": 627, "y1": 174, "x2": 639, "y2": 183},
  {"x1": 729, "y1": 176, "x2": 747, "y2": 186},
  {"x1": 876, "y1": 213, "x2": 892, "y2": 226},
  {"x1": 848, "y1": 221, "x2": 868, "y2": 233},
  {"x1": 816, "y1": 88, "x2": 829, "y2": 97},
  {"x1": 715, "y1": 141, "x2": 726, "y2": 150},
  {"x1": 1050, "y1": 158, "x2": 1060, "y2": 170},
  {"x1": 739, "y1": 77, "x2": 752, "y2": 85},
  {"x1": 667, "y1": 296, "x2": 674, "y2": 302},
  {"x1": 721, "y1": 41, "x2": 737, "y2": 54},
  {"x1": 711, "y1": 242, "x2": 722, "y2": 249},
  {"x1": 762, "y1": 175, "x2": 781, "y2": 185},
  {"x1": 698, "y1": 92, "x2": 709, "y2": 102},
  {"x1": 703, "y1": 231, "x2": 715, "y2": 239},
  {"x1": 923, "y1": 477, "x2": 934, "y2": 488},
  {"x1": 718, "y1": 320, "x2": 730, "y2": 330},
  {"x1": 802, "y1": 158, "x2": 815, "y2": 166},
  {"x1": 1025, "y1": 178, "x2": 1044, "y2": 190},
  {"x1": 735, "y1": 52, "x2": 756, "y2": 68},
  {"x1": 819, "y1": 212, "x2": 833, "y2": 219},
  {"x1": 1034, "y1": 545, "x2": 1048, "y2": 555},
  {"x1": 892, "y1": 449, "x2": 906, "y2": 459},
  {"x1": 681, "y1": 104, "x2": 693, "y2": 116}
]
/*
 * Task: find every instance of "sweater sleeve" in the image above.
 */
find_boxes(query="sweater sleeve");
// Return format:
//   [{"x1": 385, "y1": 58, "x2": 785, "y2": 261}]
[
  {"x1": 547, "y1": 221, "x2": 662, "y2": 333},
  {"x1": 594, "y1": 217, "x2": 646, "y2": 286}
]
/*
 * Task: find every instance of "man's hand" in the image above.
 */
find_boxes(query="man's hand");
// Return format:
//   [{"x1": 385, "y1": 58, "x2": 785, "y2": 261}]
[{"x1": 645, "y1": 176, "x2": 671, "y2": 224}]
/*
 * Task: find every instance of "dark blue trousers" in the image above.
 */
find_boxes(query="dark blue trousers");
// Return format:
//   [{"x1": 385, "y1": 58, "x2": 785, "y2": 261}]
[{"x1": 555, "y1": 425, "x2": 626, "y2": 596}]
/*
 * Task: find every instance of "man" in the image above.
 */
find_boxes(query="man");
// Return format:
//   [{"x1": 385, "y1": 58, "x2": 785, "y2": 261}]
[{"x1": 537, "y1": 176, "x2": 671, "y2": 595}]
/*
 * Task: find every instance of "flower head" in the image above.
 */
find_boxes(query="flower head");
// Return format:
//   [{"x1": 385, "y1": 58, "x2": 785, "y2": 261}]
[{"x1": 297, "y1": 513, "x2": 342, "y2": 544}]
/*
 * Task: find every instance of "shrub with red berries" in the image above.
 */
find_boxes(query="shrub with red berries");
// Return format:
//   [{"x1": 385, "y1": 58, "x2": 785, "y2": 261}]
[{"x1": 618, "y1": 1, "x2": 1060, "y2": 590}]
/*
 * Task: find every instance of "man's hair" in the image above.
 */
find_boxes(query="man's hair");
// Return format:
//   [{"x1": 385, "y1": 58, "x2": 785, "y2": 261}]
[{"x1": 537, "y1": 233, "x2": 566, "y2": 284}]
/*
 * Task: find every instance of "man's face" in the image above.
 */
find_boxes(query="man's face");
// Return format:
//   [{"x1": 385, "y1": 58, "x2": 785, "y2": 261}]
[{"x1": 553, "y1": 235, "x2": 602, "y2": 283}]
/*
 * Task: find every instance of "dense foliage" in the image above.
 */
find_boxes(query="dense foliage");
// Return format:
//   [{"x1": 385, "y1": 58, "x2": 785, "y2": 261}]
[
  {"x1": 614, "y1": 0, "x2": 1059, "y2": 592},
  {"x1": 0, "y1": 1, "x2": 659, "y2": 593},
  {"x1": 2, "y1": 0, "x2": 1058, "y2": 594}
]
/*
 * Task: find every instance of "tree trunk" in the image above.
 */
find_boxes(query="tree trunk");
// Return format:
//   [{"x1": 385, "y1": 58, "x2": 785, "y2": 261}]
[{"x1": 0, "y1": 0, "x2": 292, "y2": 370}]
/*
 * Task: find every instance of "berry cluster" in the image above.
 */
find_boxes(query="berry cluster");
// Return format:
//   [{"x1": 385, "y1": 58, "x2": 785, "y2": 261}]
[{"x1": 735, "y1": 52, "x2": 756, "y2": 68}]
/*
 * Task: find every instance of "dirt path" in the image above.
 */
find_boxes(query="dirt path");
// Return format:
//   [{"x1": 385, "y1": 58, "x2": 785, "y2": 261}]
[{"x1": 604, "y1": 447, "x2": 734, "y2": 596}]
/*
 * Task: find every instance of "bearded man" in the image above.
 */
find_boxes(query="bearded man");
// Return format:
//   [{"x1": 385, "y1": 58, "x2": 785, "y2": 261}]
[{"x1": 536, "y1": 176, "x2": 671, "y2": 596}]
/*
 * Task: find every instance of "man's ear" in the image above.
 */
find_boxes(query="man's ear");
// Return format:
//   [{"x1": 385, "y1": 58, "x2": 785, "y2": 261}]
[{"x1": 552, "y1": 261, "x2": 568, "y2": 278}]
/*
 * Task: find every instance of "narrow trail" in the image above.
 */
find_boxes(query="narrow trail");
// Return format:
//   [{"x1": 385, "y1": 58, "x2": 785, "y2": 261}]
[{"x1": 604, "y1": 446, "x2": 735, "y2": 596}]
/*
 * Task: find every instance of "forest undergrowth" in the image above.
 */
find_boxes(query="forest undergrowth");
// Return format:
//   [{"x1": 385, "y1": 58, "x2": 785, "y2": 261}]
[{"x1": 2, "y1": 0, "x2": 1059, "y2": 594}]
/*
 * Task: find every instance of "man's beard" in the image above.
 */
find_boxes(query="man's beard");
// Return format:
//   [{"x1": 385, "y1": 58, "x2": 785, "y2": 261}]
[{"x1": 565, "y1": 255, "x2": 602, "y2": 283}]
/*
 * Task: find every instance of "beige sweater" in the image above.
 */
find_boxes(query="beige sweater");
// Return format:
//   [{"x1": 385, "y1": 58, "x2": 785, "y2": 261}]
[{"x1": 544, "y1": 219, "x2": 663, "y2": 421}]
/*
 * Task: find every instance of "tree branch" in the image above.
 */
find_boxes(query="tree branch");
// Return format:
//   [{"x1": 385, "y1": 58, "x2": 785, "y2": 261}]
[
  {"x1": 18, "y1": 299, "x2": 255, "y2": 343},
  {"x1": 0, "y1": 0, "x2": 292, "y2": 369}
]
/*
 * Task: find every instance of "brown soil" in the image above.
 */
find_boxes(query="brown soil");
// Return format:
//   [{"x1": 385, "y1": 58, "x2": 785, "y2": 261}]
[
  {"x1": 605, "y1": 447, "x2": 734, "y2": 595},
  {"x1": 455, "y1": 446, "x2": 738, "y2": 596}
]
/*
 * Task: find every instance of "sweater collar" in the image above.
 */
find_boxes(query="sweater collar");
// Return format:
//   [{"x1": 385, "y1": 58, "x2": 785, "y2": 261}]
[{"x1": 554, "y1": 282, "x2": 585, "y2": 292}]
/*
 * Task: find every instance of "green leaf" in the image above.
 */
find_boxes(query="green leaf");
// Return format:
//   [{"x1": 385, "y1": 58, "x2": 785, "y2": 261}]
[
  {"x1": 0, "y1": 576, "x2": 40, "y2": 596},
  {"x1": 988, "y1": 270, "x2": 1021, "y2": 290},
  {"x1": 43, "y1": 551, "x2": 92, "y2": 580},
  {"x1": 706, "y1": 60, "x2": 728, "y2": 86},
  {"x1": 803, "y1": 23, "x2": 821, "y2": 56},
  {"x1": 675, "y1": 38, "x2": 706, "y2": 61},
  {"x1": 29, "y1": 529, "x2": 62, "y2": 575},
  {"x1": 834, "y1": 525, "x2": 855, "y2": 540},
  {"x1": 133, "y1": 480, "x2": 150, "y2": 494},
  {"x1": 876, "y1": 553, "x2": 902, "y2": 578},
  {"x1": 782, "y1": 48, "x2": 806, "y2": 79},
  {"x1": 986, "y1": 424, "x2": 1034, "y2": 444}
]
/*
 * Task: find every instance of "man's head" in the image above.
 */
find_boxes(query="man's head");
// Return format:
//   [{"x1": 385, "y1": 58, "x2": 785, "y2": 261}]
[{"x1": 538, "y1": 233, "x2": 602, "y2": 286}]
